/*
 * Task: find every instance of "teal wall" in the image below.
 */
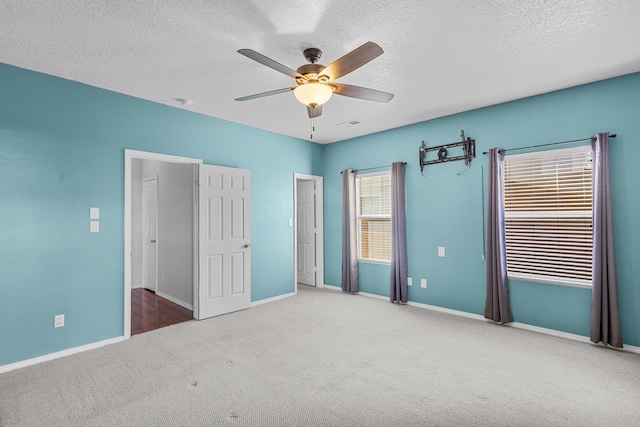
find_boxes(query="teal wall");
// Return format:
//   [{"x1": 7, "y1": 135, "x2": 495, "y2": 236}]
[
  {"x1": 2, "y1": 61, "x2": 639, "y2": 368},
  {"x1": 0, "y1": 63, "x2": 323, "y2": 366},
  {"x1": 323, "y1": 72, "x2": 640, "y2": 347}
]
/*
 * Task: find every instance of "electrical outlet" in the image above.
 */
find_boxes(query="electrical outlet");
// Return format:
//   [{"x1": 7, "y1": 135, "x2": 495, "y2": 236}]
[
  {"x1": 407, "y1": 277, "x2": 412, "y2": 286},
  {"x1": 421, "y1": 278, "x2": 427, "y2": 288},
  {"x1": 54, "y1": 314, "x2": 65, "y2": 328}
]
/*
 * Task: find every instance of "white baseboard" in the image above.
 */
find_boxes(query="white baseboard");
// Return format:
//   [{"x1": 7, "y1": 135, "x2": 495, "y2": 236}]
[
  {"x1": 619, "y1": 343, "x2": 640, "y2": 354},
  {"x1": 507, "y1": 322, "x2": 640, "y2": 354},
  {"x1": 0, "y1": 336, "x2": 125, "y2": 374},
  {"x1": 251, "y1": 291, "x2": 296, "y2": 307},
  {"x1": 4, "y1": 287, "x2": 636, "y2": 375},
  {"x1": 322, "y1": 285, "x2": 640, "y2": 354},
  {"x1": 406, "y1": 299, "x2": 487, "y2": 321},
  {"x1": 156, "y1": 291, "x2": 193, "y2": 311},
  {"x1": 1, "y1": 292, "x2": 292, "y2": 374}
]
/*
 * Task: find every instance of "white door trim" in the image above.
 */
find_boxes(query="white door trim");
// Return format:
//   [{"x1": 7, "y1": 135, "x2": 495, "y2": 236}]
[
  {"x1": 124, "y1": 149, "x2": 202, "y2": 340},
  {"x1": 293, "y1": 173, "x2": 324, "y2": 295}
]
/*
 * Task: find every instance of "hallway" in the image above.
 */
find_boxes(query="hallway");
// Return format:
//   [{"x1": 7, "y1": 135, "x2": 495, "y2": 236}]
[{"x1": 131, "y1": 288, "x2": 193, "y2": 335}]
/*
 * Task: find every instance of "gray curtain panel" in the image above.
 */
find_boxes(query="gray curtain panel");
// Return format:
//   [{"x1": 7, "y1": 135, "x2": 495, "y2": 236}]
[
  {"x1": 390, "y1": 162, "x2": 408, "y2": 303},
  {"x1": 590, "y1": 133, "x2": 623, "y2": 347},
  {"x1": 484, "y1": 148, "x2": 513, "y2": 324},
  {"x1": 341, "y1": 169, "x2": 359, "y2": 293}
]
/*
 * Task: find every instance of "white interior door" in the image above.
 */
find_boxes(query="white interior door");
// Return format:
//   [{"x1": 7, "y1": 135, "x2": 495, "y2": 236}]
[
  {"x1": 297, "y1": 180, "x2": 316, "y2": 286},
  {"x1": 197, "y1": 164, "x2": 251, "y2": 320},
  {"x1": 142, "y1": 176, "x2": 158, "y2": 292}
]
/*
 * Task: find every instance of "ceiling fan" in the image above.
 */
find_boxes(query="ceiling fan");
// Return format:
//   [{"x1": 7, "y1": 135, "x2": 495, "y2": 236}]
[{"x1": 235, "y1": 41, "x2": 394, "y2": 118}]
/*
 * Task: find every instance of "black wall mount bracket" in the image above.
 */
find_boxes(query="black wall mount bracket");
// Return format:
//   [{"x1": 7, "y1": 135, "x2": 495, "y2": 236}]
[{"x1": 419, "y1": 130, "x2": 476, "y2": 173}]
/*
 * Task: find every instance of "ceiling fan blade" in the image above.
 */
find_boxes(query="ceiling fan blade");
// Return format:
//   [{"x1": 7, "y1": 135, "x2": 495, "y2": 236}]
[
  {"x1": 307, "y1": 105, "x2": 323, "y2": 118},
  {"x1": 332, "y1": 83, "x2": 394, "y2": 103},
  {"x1": 237, "y1": 49, "x2": 304, "y2": 79},
  {"x1": 235, "y1": 87, "x2": 295, "y2": 101},
  {"x1": 320, "y1": 41, "x2": 384, "y2": 81}
]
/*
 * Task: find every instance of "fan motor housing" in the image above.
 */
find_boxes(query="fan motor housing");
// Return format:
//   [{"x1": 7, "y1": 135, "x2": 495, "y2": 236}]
[
  {"x1": 296, "y1": 63, "x2": 324, "y2": 75},
  {"x1": 296, "y1": 63, "x2": 330, "y2": 85}
]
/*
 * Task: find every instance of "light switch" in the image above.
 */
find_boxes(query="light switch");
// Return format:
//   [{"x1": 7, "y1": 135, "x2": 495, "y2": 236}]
[
  {"x1": 288, "y1": 218, "x2": 293, "y2": 226},
  {"x1": 407, "y1": 277, "x2": 412, "y2": 286},
  {"x1": 438, "y1": 246, "x2": 445, "y2": 257},
  {"x1": 54, "y1": 314, "x2": 65, "y2": 328},
  {"x1": 90, "y1": 221, "x2": 99, "y2": 232},
  {"x1": 90, "y1": 207, "x2": 100, "y2": 220}
]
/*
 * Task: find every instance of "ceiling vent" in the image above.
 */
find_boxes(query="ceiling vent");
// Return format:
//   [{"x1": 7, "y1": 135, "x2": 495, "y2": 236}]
[{"x1": 337, "y1": 119, "x2": 360, "y2": 126}]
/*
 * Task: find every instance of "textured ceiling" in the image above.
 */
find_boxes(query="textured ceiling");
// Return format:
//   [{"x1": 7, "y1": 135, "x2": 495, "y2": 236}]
[{"x1": 1, "y1": 0, "x2": 639, "y2": 144}]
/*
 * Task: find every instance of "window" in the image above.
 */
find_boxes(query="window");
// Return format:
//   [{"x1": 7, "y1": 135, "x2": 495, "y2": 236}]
[
  {"x1": 503, "y1": 146, "x2": 593, "y2": 287},
  {"x1": 356, "y1": 172, "x2": 391, "y2": 263}
]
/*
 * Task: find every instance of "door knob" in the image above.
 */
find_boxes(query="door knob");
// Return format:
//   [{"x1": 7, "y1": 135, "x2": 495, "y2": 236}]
[
  {"x1": 244, "y1": 243, "x2": 251, "y2": 248},
  {"x1": 151, "y1": 240, "x2": 156, "y2": 243}
]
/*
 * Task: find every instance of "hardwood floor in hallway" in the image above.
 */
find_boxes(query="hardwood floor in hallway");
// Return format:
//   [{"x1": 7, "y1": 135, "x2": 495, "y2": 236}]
[{"x1": 131, "y1": 288, "x2": 193, "y2": 335}]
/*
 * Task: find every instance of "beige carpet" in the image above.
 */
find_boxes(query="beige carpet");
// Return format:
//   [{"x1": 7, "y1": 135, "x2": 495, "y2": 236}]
[{"x1": 1, "y1": 285, "x2": 639, "y2": 426}]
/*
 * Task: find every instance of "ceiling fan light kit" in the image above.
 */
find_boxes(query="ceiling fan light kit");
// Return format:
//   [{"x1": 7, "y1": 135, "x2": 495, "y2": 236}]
[
  {"x1": 235, "y1": 41, "x2": 394, "y2": 124},
  {"x1": 293, "y1": 83, "x2": 334, "y2": 107}
]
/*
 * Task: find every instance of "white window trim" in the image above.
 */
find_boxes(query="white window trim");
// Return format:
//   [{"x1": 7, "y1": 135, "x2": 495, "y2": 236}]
[
  {"x1": 356, "y1": 170, "x2": 392, "y2": 265},
  {"x1": 508, "y1": 273, "x2": 592, "y2": 289},
  {"x1": 504, "y1": 145, "x2": 593, "y2": 288},
  {"x1": 504, "y1": 145, "x2": 590, "y2": 163}
]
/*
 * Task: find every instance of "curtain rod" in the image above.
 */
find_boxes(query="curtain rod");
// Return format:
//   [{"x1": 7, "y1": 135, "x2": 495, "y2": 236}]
[
  {"x1": 340, "y1": 162, "x2": 407, "y2": 174},
  {"x1": 481, "y1": 134, "x2": 616, "y2": 155}
]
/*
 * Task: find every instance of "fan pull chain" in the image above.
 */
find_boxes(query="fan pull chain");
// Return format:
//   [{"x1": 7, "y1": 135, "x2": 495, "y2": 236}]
[{"x1": 310, "y1": 114, "x2": 315, "y2": 139}]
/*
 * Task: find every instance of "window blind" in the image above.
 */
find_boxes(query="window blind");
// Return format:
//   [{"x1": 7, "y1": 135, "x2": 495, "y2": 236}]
[
  {"x1": 356, "y1": 172, "x2": 391, "y2": 262},
  {"x1": 503, "y1": 146, "x2": 593, "y2": 287}
]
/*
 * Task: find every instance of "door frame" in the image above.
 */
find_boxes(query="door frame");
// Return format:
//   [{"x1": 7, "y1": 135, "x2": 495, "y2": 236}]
[
  {"x1": 293, "y1": 173, "x2": 324, "y2": 294},
  {"x1": 124, "y1": 149, "x2": 202, "y2": 340}
]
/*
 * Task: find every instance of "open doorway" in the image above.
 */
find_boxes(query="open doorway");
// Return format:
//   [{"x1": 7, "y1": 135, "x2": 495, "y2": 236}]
[
  {"x1": 293, "y1": 173, "x2": 324, "y2": 294},
  {"x1": 125, "y1": 150, "x2": 202, "y2": 338},
  {"x1": 125, "y1": 150, "x2": 253, "y2": 337},
  {"x1": 132, "y1": 160, "x2": 196, "y2": 334}
]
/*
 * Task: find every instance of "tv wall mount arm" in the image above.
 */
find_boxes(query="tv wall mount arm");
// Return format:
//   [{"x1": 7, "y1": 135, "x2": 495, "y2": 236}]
[{"x1": 419, "y1": 130, "x2": 476, "y2": 173}]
